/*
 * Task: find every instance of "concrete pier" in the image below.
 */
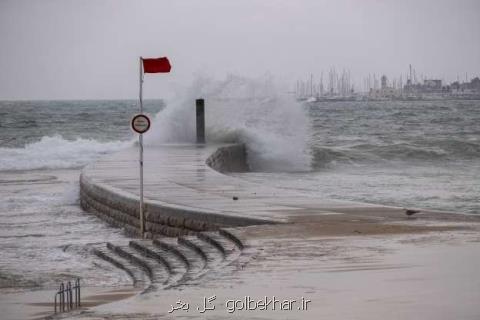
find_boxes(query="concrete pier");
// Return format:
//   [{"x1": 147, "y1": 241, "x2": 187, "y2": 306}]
[
  {"x1": 80, "y1": 143, "x2": 479, "y2": 239},
  {"x1": 80, "y1": 143, "x2": 270, "y2": 238}
]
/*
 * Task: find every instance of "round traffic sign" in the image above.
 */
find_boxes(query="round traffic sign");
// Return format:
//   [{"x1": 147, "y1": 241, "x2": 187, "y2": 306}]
[{"x1": 131, "y1": 114, "x2": 151, "y2": 134}]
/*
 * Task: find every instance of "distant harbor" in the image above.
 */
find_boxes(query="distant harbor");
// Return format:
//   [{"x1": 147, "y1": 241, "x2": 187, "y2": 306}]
[{"x1": 295, "y1": 65, "x2": 480, "y2": 102}]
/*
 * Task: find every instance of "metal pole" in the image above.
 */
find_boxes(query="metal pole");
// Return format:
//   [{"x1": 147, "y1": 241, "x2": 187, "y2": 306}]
[
  {"x1": 60, "y1": 283, "x2": 65, "y2": 312},
  {"x1": 76, "y1": 278, "x2": 81, "y2": 307},
  {"x1": 67, "y1": 281, "x2": 72, "y2": 310},
  {"x1": 139, "y1": 57, "x2": 144, "y2": 114},
  {"x1": 139, "y1": 57, "x2": 145, "y2": 238}
]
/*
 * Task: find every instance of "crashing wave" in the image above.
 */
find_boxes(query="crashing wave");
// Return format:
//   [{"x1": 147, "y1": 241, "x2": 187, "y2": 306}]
[
  {"x1": 145, "y1": 74, "x2": 312, "y2": 172},
  {"x1": 0, "y1": 135, "x2": 131, "y2": 171}
]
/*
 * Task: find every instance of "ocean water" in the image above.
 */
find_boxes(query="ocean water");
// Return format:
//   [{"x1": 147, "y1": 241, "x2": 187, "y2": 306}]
[
  {"x1": 0, "y1": 100, "x2": 163, "y2": 290},
  {"x1": 235, "y1": 100, "x2": 480, "y2": 215},
  {"x1": 0, "y1": 80, "x2": 479, "y2": 291}
]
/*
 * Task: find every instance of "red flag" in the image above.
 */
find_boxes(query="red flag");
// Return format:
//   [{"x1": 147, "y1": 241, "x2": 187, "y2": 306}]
[{"x1": 142, "y1": 57, "x2": 171, "y2": 73}]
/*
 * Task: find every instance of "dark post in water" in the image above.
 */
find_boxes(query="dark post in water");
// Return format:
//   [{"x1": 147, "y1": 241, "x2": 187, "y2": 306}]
[{"x1": 196, "y1": 98, "x2": 205, "y2": 143}]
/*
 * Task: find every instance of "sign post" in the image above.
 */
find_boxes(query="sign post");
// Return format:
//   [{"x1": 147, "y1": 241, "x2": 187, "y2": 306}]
[
  {"x1": 135, "y1": 56, "x2": 171, "y2": 238},
  {"x1": 131, "y1": 114, "x2": 151, "y2": 237}
]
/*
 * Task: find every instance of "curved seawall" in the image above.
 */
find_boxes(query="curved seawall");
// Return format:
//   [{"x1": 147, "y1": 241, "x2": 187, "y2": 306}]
[
  {"x1": 80, "y1": 143, "x2": 274, "y2": 238},
  {"x1": 80, "y1": 142, "x2": 465, "y2": 240}
]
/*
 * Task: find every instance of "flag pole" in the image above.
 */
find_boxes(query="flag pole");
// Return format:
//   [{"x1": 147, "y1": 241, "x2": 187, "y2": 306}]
[{"x1": 139, "y1": 57, "x2": 145, "y2": 238}]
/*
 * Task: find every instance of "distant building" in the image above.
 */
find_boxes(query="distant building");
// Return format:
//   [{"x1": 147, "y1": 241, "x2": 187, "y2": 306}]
[
  {"x1": 367, "y1": 75, "x2": 399, "y2": 99},
  {"x1": 403, "y1": 78, "x2": 444, "y2": 95}
]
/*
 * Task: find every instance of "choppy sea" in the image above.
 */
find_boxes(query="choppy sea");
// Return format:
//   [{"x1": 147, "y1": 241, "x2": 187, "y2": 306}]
[
  {"x1": 0, "y1": 100, "x2": 162, "y2": 290},
  {"x1": 0, "y1": 77, "x2": 479, "y2": 291}
]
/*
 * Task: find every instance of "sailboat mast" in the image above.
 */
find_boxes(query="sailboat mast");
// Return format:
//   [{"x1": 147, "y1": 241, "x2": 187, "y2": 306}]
[{"x1": 310, "y1": 73, "x2": 313, "y2": 97}]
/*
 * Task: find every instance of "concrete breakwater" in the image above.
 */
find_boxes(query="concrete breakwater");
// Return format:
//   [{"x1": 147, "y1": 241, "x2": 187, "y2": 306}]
[
  {"x1": 81, "y1": 142, "x2": 453, "y2": 241},
  {"x1": 205, "y1": 144, "x2": 250, "y2": 173},
  {"x1": 80, "y1": 143, "x2": 272, "y2": 239}
]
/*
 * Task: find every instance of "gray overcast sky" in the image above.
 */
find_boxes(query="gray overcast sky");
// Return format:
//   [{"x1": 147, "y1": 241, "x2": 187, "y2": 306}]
[{"x1": 1, "y1": 0, "x2": 479, "y2": 100}]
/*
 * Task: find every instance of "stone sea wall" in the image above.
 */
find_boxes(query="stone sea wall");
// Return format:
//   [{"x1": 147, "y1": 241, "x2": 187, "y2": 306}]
[
  {"x1": 80, "y1": 144, "x2": 269, "y2": 238},
  {"x1": 205, "y1": 144, "x2": 250, "y2": 173}
]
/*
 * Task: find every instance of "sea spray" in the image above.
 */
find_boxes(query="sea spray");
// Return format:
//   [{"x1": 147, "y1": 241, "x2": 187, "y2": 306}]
[{"x1": 145, "y1": 74, "x2": 312, "y2": 172}]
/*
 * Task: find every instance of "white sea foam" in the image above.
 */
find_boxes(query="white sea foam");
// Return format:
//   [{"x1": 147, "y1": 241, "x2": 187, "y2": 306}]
[
  {"x1": 145, "y1": 74, "x2": 312, "y2": 172},
  {"x1": 0, "y1": 135, "x2": 132, "y2": 171}
]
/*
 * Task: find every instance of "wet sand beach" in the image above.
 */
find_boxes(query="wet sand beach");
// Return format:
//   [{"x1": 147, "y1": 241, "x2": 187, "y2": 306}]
[{"x1": 57, "y1": 228, "x2": 480, "y2": 320}]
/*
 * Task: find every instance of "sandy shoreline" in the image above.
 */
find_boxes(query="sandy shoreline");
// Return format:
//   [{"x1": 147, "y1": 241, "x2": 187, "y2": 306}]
[
  {"x1": 2, "y1": 209, "x2": 480, "y2": 320},
  {"x1": 51, "y1": 225, "x2": 480, "y2": 320}
]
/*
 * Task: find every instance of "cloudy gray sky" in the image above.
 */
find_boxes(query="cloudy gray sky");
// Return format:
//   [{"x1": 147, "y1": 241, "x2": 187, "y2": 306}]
[{"x1": 1, "y1": 0, "x2": 479, "y2": 99}]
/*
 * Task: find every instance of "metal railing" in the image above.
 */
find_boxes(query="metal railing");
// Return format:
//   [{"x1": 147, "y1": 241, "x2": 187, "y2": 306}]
[{"x1": 54, "y1": 278, "x2": 81, "y2": 313}]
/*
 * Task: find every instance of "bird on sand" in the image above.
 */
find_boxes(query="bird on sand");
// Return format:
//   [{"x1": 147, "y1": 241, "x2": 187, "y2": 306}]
[{"x1": 405, "y1": 208, "x2": 420, "y2": 216}]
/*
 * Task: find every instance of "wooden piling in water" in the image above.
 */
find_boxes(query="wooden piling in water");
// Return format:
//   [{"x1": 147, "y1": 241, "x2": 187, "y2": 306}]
[{"x1": 196, "y1": 99, "x2": 205, "y2": 143}]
